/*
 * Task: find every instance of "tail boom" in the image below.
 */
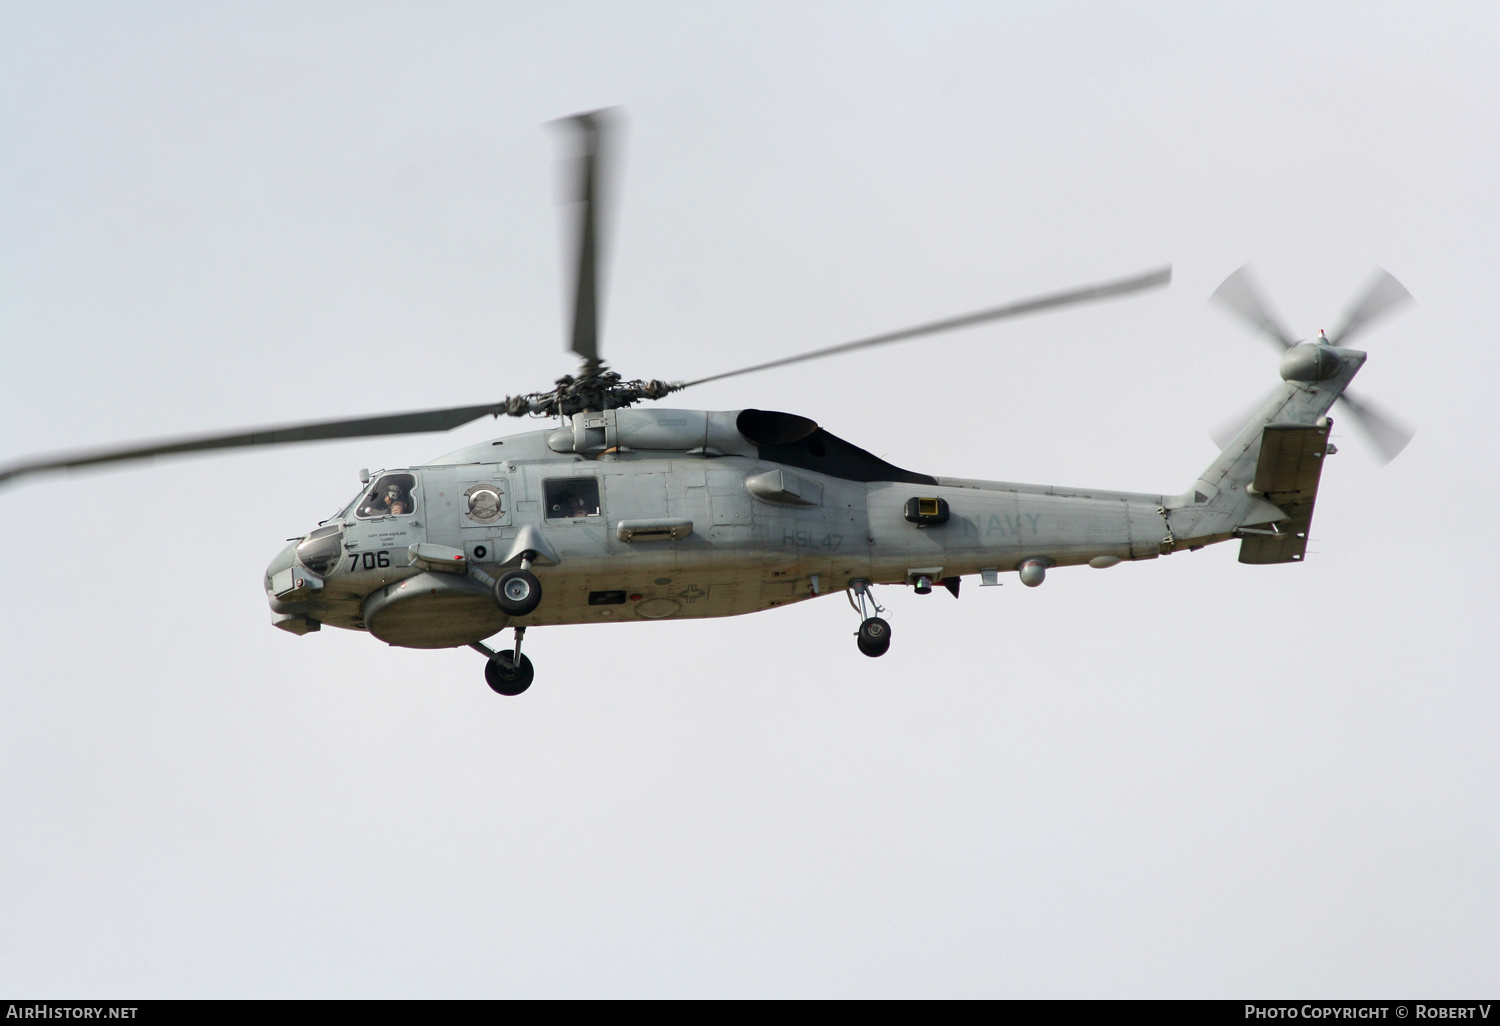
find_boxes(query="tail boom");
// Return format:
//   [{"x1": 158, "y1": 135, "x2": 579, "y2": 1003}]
[{"x1": 1165, "y1": 347, "x2": 1365, "y2": 556}]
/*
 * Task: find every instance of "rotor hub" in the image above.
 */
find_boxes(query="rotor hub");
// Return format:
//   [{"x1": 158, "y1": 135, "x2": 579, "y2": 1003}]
[
  {"x1": 501, "y1": 360, "x2": 681, "y2": 418},
  {"x1": 1279, "y1": 343, "x2": 1348, "y2": 383}
]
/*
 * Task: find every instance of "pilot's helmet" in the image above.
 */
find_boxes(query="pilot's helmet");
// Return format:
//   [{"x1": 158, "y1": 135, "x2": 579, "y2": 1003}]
[{"x1": 385, "y1": 484, "x2": 404, "y2": 498}]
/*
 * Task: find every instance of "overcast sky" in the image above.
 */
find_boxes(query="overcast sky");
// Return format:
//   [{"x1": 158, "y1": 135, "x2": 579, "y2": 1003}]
[{"x1": 2, "y1": 2, "x2": 1497, "y2": 998}]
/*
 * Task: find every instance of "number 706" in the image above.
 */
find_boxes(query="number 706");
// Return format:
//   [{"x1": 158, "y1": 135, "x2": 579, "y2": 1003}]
[{"x1": 348, "y1": 551, "x2": 392, "y2": 572}]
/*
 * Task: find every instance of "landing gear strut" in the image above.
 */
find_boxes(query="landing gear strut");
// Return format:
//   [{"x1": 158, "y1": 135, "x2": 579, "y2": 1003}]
[
  {"x1": 847, "y1": 579, "x2": 891, "y2": 658},
  {"x1": 471, "y1": 626, "x2": 534, "y2": 696}
]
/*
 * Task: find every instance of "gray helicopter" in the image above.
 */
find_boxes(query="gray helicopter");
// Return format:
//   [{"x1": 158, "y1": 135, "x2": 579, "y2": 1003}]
[{"x1": 0, "y1": 112, "x2": 1415, "y2": 696}]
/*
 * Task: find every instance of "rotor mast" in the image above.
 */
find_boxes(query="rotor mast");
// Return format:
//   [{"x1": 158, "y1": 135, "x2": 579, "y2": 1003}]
[{"x1": 495, "y1": 108, "x2": 679, "y2": 420}]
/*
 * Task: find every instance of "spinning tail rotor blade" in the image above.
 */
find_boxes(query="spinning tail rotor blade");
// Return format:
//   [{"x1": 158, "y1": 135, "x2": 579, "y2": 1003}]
[
  {"x1": 555, "y1": 109, "x2": 614, "y2": 366},
  {"x1": 678, "y1": 265, "x2": 1172, "y2": 390},
  {"x1": 0, "y1": 402, "x2": 510, "y2": 487},
  {"x1": 1210, "y1": 265, "x2": 1298, "y2": 350},
  {"x1": 1208, "y1": 386, "x2": 1415, "y2": 464},
  {"x1": 1206, "y1": 265, "x2": 1418, "y2": 465},
  {"x1": 1337, "y1": 389, "x2": 1415, "y2": 464},
  {"x1": 1328, "y1": 268, "x2": 1412, "y2": 347},
  {"x1": 1210, "y1": 385, "x2": 1282, "y2": 451}
]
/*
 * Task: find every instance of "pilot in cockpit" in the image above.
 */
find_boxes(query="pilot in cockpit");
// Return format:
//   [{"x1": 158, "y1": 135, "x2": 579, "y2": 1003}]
[
  {"x1": 381, "y1": 484, "x2": 411, "y2": 515},
  {"x1": 363, "y1": 483, "x2": 412, "y2": 517}
]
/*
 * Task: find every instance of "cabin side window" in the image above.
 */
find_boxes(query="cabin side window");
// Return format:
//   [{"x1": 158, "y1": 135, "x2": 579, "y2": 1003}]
[
  {"x1": 355, "y1": 472, "x2": 418, "y2": 518},
  {"x1": 544, "y1": 478, "x2": 600, "y2": 519}
]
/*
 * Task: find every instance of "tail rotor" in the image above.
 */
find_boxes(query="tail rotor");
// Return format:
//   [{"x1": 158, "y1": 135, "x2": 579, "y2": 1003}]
[{"x1": 1210, "y1": 265, "x2": 1416, "y2": 464}]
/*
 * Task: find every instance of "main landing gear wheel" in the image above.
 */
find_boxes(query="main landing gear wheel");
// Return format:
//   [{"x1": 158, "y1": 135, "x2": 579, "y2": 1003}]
[
  {"x1": 493, "y1": 568, "x2": 542, "y2": 616},
  {"x1": 484, "y1": 651, "x2": 535, "y2": 696},
  {"x1": 847, "y1": 579, "x2": 891, "y2": 658},
  {"x1": 857, "y1": 617, "x2": 891, "y2": 658}
]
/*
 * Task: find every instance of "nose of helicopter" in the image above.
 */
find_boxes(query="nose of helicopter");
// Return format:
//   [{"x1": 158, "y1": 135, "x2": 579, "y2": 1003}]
[
  {"x1": 266, "y1": 537, "x2": 324, "y2": 637},
  {"x1": 264, "y1": 530, "x2": 335, "y2": 633},
  {"x1": 265, "y1": 539, "x2": 297, "y2": 592},
  {"x1": 265, "y1": 524, "x2": 341, "y2": 607}
]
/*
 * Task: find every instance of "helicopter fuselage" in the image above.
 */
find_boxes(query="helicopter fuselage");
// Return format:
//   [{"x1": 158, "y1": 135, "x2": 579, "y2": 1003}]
[{"x1": 265, "y1": 407, "x2": 1175, "y2": 648}]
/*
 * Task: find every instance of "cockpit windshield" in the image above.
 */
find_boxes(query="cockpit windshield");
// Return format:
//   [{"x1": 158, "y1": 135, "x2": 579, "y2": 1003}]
[{"x1": 355, "y1": 472, "x2": 418, "y2": 519}]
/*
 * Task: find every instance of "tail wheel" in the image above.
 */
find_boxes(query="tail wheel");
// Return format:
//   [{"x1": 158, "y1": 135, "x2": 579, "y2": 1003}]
[
  {"x1": 856, "y1": 617, "x2": 891, "y2": 658},
  {"x1": 493, "y1": 569, "x2": 542, "y2": 616},
  {"x1": 485, "y1": 652, "x2": 535, "y2": 696}
]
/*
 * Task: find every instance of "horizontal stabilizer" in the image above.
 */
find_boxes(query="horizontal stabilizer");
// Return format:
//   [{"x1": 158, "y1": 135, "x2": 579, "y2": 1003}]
[{"x1": 1238, "y1": 423, "x2": 1332, "y2": 565}]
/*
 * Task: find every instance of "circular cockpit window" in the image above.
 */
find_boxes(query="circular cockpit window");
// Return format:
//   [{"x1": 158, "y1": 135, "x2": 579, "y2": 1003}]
[
  {"x1": 295, "y1": 524, "x2": 344, "y2": 576},
  {"x1": 464, "y1": 484, "x2": 505, "y2": 524}
]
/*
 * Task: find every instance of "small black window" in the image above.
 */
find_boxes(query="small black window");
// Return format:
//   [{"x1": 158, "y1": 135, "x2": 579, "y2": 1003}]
[
  {"x1": 356, "y1": 473, "x2": 417, "y2": 519},
  {"x1": 544, "y1": 478, "x2": 600, "y2": 519}
]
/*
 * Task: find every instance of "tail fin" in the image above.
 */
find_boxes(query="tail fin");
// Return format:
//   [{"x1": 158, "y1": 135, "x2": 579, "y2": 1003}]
[
  {"x1": 1165, "y1": 347, "x2": 1364, "y2": 557},
  {"x1": 1236, "y1": 423, "x2": 1332, "y2": 563}
]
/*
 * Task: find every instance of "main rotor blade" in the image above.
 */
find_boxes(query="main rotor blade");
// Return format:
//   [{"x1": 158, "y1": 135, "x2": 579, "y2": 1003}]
[
  {"x1": 1337, "y1": 388, "x2": 1415, "y2": 464},
  {"x1": 1328, "y1": 268, "x2": 1412, "y2": 347},
  {"x1": 1210, "y1": 265, "x2": 1298, "y2": 350},
  {"x1": 678, "y1": 265, "x2": 1172, "y2": 390},
  {"x1": 555, "y1": 109, "x2": 614, "y2": 366},
  {"x1": 0, "y1": 402, "x2": 507, "y2": 487}
]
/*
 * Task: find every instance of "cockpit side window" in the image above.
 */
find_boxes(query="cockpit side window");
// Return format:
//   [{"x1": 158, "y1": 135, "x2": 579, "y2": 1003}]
[
  {"x1": 544, "y1": 478, "x2": 601, "y2": 519},
  {"x1": 355, "y1": 472, "x2": 418, "y2": 519}
]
